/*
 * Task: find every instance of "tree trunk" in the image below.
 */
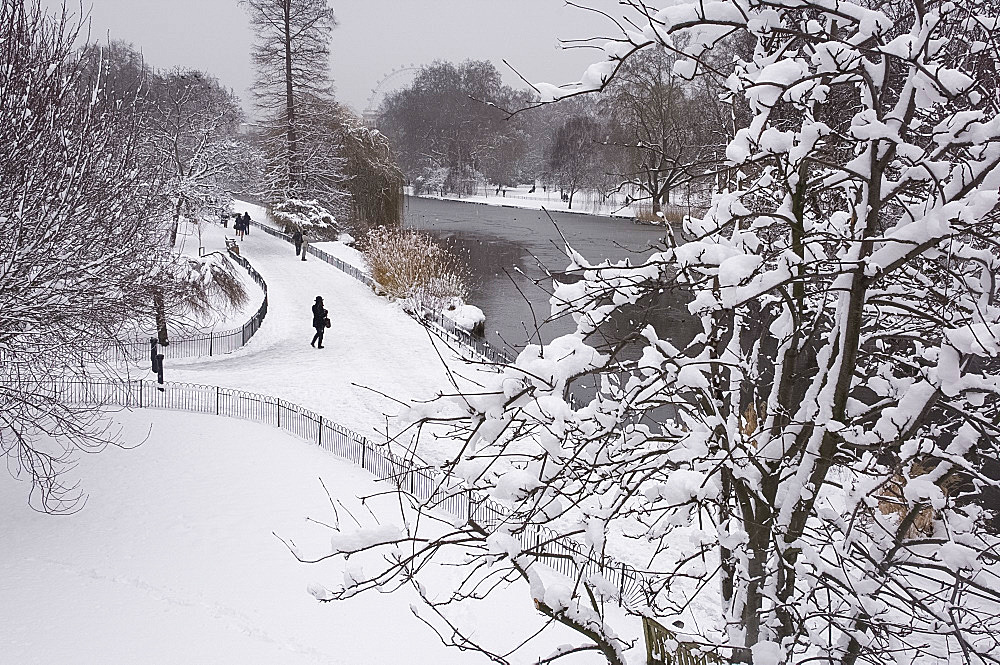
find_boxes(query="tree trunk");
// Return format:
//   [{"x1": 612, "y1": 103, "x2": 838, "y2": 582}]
[
  {"x1": 153, "y1": 288, "x2": 169, "y2": 346},
  {"x1": 168, "y1": 195, "x2": 184, "y2": 248},
  {"x1": 283, "y1": 0, "x2": 297, "y2": 196}
]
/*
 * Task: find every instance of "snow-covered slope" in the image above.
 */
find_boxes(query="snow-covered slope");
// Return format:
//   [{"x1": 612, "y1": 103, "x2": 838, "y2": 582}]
[{"x1": 0, "y1": 411, "x2": 605, "y2": 664}]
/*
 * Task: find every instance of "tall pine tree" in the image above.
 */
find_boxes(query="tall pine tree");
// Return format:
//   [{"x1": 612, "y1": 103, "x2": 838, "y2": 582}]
[{"x1": 240, "y1": 0, "x2": 338, "y2": 202}]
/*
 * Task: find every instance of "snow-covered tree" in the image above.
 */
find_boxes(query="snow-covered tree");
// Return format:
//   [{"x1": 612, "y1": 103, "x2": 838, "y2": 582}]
[
  {"x1": 547, "y1": 114, "x2": 606, "y2": 209},
  {"x1": 0, "y1": 0, "x2": 166, "y2": 510},
  {"x1": 147, "y1": 68, "x2": 244, "y2": 246},
  {"x1": 241, "y1": 0, "x2": 339, "y2": 202},
  {"x1": 143, "y1": 68, "x2": 248, "y2": 344},
  {"x1": 269, "y1": 197, "x2": 337, "y2": 235},
  {"x1": 295, "y1": 1, "x2": 1000, "y2": 663},
  {"x1": 602, "y1": 44, "x2": 726, "y2": 214}
]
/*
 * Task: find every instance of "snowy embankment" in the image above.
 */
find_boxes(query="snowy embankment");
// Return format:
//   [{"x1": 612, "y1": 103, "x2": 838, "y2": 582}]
[
  {"x1": 0, "y1": 411, "x2": 609, "y2": 665},
  {"x1": 409, "y1": 186, "x2": 642, "y2": 219}
]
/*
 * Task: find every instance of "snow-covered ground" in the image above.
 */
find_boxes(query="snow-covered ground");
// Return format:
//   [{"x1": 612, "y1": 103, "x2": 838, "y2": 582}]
[
  {"x1": 0, "y1": 410, "x2": 610, "y2": 664},
  {"x1": 0, "y1": 206, "x2": 636, "y2": 663},
  {"x1": 409, "y1": 185, "x2": 641, "y2": 219},
  {"x1": 158, "y1": 205, "x2": 489, "y2": 449},
  {"x1": 1, "y1": 198, "x2": 664, "y2": 664},
  {"x1": 177, "y1": 216, "x2": 268, "y2": 333},
  {"x1": 406, "y1": 185, "x2": 706, "y2": 221}
]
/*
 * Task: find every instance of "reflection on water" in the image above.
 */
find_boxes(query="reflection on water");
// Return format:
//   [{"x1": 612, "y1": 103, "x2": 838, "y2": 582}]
[{"x1": 403, "y1": 196, "x2": 700, "y2": 356}]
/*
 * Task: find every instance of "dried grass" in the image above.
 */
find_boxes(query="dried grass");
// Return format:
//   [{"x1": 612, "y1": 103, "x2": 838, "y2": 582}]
[
  {"x1": 361, "y1": 227, "x2": 469, "y2": 311},
  {"x1": 633, "y1": 202, "x2": 687, "y2": 225}
]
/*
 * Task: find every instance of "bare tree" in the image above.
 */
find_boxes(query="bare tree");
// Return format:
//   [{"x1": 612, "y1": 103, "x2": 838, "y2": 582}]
[
  {"x1": 379, "y1": 60, "x2": 530, "y2": 195},
  {"x1": 240, "y1": 0, "x2": 338, "y2": 200},
  {"x1": 0, "y1": 0, "x2": 167, "y2": 511},
  {"x1": 547, "y1": 114, "x2": 605, "y2": 209},
  {"x1": 333, "y1": 106, "x2": 405, "y2": 227},
  {"x1": 290, "y1": 1, "x2": 1000, "y2": 663},
  {"x1": 601, "y1": 45, "x2": 725, "y2": 214}
]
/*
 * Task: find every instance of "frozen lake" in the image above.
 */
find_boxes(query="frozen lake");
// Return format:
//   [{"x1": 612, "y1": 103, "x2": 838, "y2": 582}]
[{"x1": 402, "y1": 195, "x2": 700, "y2": 354}]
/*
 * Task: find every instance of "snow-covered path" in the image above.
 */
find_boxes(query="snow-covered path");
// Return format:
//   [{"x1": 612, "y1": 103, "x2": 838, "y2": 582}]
[{"x1": 166, "y1": 209, "x2": 478, "y2": 444}]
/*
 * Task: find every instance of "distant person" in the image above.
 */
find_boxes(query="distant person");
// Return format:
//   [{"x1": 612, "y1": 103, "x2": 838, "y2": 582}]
[
  {"x1": 234, "y1": 215, "x2": 244, "y2": 239},
  {"x1": 292, "y1": 229, "x2": 303, "y2": 256},
  {"x1": 311, "y1": 296, "x2": 328, "y2": 348},
  {"x1": 300, "y1": 229, "x2": 310, "y2": 261},
  {"x1": 242, "y1": 212, "x2": 251, "y2": 235}
]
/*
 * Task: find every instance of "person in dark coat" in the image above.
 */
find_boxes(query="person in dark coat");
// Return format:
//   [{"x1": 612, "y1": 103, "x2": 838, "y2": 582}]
[
  {"x1": 242, "y1": 212, "x2": 251, "y2": 234},
  {"x1": 234, "y1": 215, "x2": 244, "y2": 239},
  {"x1": 311, "y1": 296, "x2": 328, "y2": 348},
  {"x1": 292, "y1": 229, "x2": 303, "y2": 256}
]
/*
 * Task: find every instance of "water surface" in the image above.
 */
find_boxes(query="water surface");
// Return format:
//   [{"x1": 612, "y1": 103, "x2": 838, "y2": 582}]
[{"x1": 403, "y1": 196, "x2": 699, "y2": 354}]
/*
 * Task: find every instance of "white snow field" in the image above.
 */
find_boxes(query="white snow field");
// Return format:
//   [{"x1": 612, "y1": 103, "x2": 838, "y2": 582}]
[
  {"x1": 0, "y1": 411, "x2": 607, "y2": 665},
  {"x1": 0, "y1": 211, "x2": 623, "y2": 664}
]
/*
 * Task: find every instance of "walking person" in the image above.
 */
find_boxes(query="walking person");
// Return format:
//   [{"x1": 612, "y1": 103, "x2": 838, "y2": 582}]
[
  {"x1": 292, "y1": 229, "x2": 303, "y2": 256},
  {"x1": 242, "y1": 212, "x2": 252, "y2": 235},
  {"x1": 311, "y1": 296, "x2": 328, "y2": 348},
  {"x1": 300, "y1": 230, "x2": 310, "y2": 261},
  {"x1": 234, "y1": 215, "x2": 244, "y2": 239}
]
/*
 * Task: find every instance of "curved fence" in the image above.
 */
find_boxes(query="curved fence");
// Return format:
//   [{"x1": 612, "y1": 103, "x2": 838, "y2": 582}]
[
  {"x1": 250, "y1": 220, "x2": 516, "y2": 365},
  {"x1": 48, "y1": 376, "x2": 648, "y2": 609},
  {"x1": 112, "y1": 250, "x2": 268, "y2": 363}
]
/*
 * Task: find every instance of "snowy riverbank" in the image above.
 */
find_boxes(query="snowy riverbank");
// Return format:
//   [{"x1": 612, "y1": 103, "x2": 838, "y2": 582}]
[{"x1": 408, "y1": 186, "x2": 642, "y2": 220}]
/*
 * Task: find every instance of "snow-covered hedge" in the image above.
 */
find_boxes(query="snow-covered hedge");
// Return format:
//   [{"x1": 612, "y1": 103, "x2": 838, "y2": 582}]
[{"x1": 269, "y1": 199, "x2": 337, "y2": 236}]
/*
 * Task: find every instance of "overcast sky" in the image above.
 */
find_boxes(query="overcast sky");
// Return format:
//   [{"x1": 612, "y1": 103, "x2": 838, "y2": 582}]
[{"x1": 59, "y1": 0, "x2": 619, "y2": 115}]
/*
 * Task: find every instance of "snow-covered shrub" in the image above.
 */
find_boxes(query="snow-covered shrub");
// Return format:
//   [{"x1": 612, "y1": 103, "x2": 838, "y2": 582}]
[
  {"x1": 269, "y1": 198, "x2": 337, "y2": 237},
  {"x1": 361, "y1": 227, "x2": 469, "y2": 311},
  {"x1": 169, "y1": 253, "x2": 249, "y2": 319},
  {"x1": 442, "y1": 302, "x2": 485, "y2": 337}
]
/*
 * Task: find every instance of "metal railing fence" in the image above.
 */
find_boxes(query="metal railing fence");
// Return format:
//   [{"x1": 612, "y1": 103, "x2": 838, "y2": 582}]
[
  {"x1": 250, "y1": 220, "x2": 516, "y2": 365},
  {"x1": 111, "y1": 250, "x2": 269, "y2": 363},
  {"x1": 47, "y1": 376, "x2": 648, "y2": 609},
  {"x1": 643, "y1": 617, "x2": 723, "y2": 665}
]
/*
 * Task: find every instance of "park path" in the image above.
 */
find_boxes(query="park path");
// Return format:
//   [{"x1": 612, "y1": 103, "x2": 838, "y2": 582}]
[{"x1": 166, "y1": 212, "x2": 479, "y2": 445}]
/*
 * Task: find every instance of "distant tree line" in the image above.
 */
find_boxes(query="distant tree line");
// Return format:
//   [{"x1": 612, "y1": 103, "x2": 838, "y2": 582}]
[{"x1": 377, "y1": 51, "x2": 736, "y2": 214}]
